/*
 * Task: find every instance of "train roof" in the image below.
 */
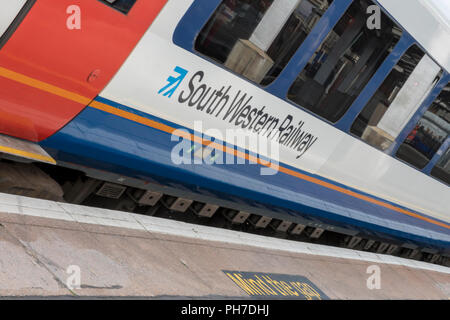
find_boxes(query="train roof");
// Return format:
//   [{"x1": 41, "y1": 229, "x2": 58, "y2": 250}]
[{"x1": 378, "y1": 0, "x2": 450, "y2": 73}]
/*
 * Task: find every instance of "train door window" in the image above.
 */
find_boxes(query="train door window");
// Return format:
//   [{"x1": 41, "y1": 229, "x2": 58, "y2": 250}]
[
  {"x1": 350, "y1": 45, "x2": 442, "y2": 151},
  {"x1": 396, "y1": 84, "x2": 449, "y2": 169},
  {"x1": 195, "y1": 0, "x2": 333, "y2": 85},
  {"x1": 431, "y1": 148, "x2": 450, "y2": 185},
  {"x1": 287, "y1": 0, "x2": 402, "y2": 123},
  {"x1": 99, "y1": 0, "x2": 137, "y2": 14}
]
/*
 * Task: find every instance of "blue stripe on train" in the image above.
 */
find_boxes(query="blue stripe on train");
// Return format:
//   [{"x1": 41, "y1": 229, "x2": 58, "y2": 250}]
[{"x1": 39, "y1": 97, "x2": 450, "y2": 251}]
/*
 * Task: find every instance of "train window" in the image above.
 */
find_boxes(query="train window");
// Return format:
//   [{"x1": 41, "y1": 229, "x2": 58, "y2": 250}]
[
  {"x1": 396, "y1": 84, "x2": 449, "y2": 169},
  {"x1": 350, "y1": 45, "x2": 442, "y2": 151},
  {"x1": 287, "y1": 0, "x2": 402, "y2": 123},
  {"x1": 431, "y1": 148, "x2": 450, "y2": 185},
  {"x1": 0, "y1": 1, "x2": 32, "y2": 50},
  {"x1": 99, "y1": 0, "x2": 136, "y2": 14},
  {"x1": 0, "y1": 1, "x2": 27, "y2": 37},
  {"x1": 195, "y1": 0, "x2": 333, "y2": 85}
]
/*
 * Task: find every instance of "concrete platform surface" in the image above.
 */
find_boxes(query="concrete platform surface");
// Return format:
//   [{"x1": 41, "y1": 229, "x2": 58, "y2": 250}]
[{"x1": 0, "y1": 193, "x2": 449, "y2": 299}]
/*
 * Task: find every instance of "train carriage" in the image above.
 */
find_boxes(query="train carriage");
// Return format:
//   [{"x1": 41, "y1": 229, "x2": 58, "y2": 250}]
[{"x1": 0, "y1": 0, "x2": 449, "y2": 263}]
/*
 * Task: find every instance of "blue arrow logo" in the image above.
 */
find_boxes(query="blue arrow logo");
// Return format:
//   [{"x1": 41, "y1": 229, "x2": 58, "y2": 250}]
[{"x1": 158, "y1": 66, "x2": 188, "y2": 98}]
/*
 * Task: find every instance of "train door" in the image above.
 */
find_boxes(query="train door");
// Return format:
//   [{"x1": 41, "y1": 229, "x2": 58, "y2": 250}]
[{"x1": 0, "y1": 0, "x2": 167, "y2": 142}]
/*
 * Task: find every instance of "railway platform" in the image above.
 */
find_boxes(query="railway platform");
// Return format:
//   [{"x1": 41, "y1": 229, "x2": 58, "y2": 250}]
[{"x1": 0, "y1": 192, "x2": 449, "y2": 299}]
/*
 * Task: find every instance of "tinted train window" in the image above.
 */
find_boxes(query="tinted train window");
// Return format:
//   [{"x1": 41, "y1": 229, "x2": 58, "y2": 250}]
[
  {"x1": 431, "y1": 148, "x2": 450, "y2": 185},
  {"x1": 100, "y1": 0, "x2": 136, "y2": 14},
  {"x1": 287, "y1": 0, "x2": 402, "y2": 123},
  {"x1": 350, "y1": 45, "x2": 442, "y2": 151},
  {"x1": 396, "y1": 84, "x2": 450, "y2": 169},
  {"x1": 195, "y1": 0, "x2": 333, "y2": 85}
]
